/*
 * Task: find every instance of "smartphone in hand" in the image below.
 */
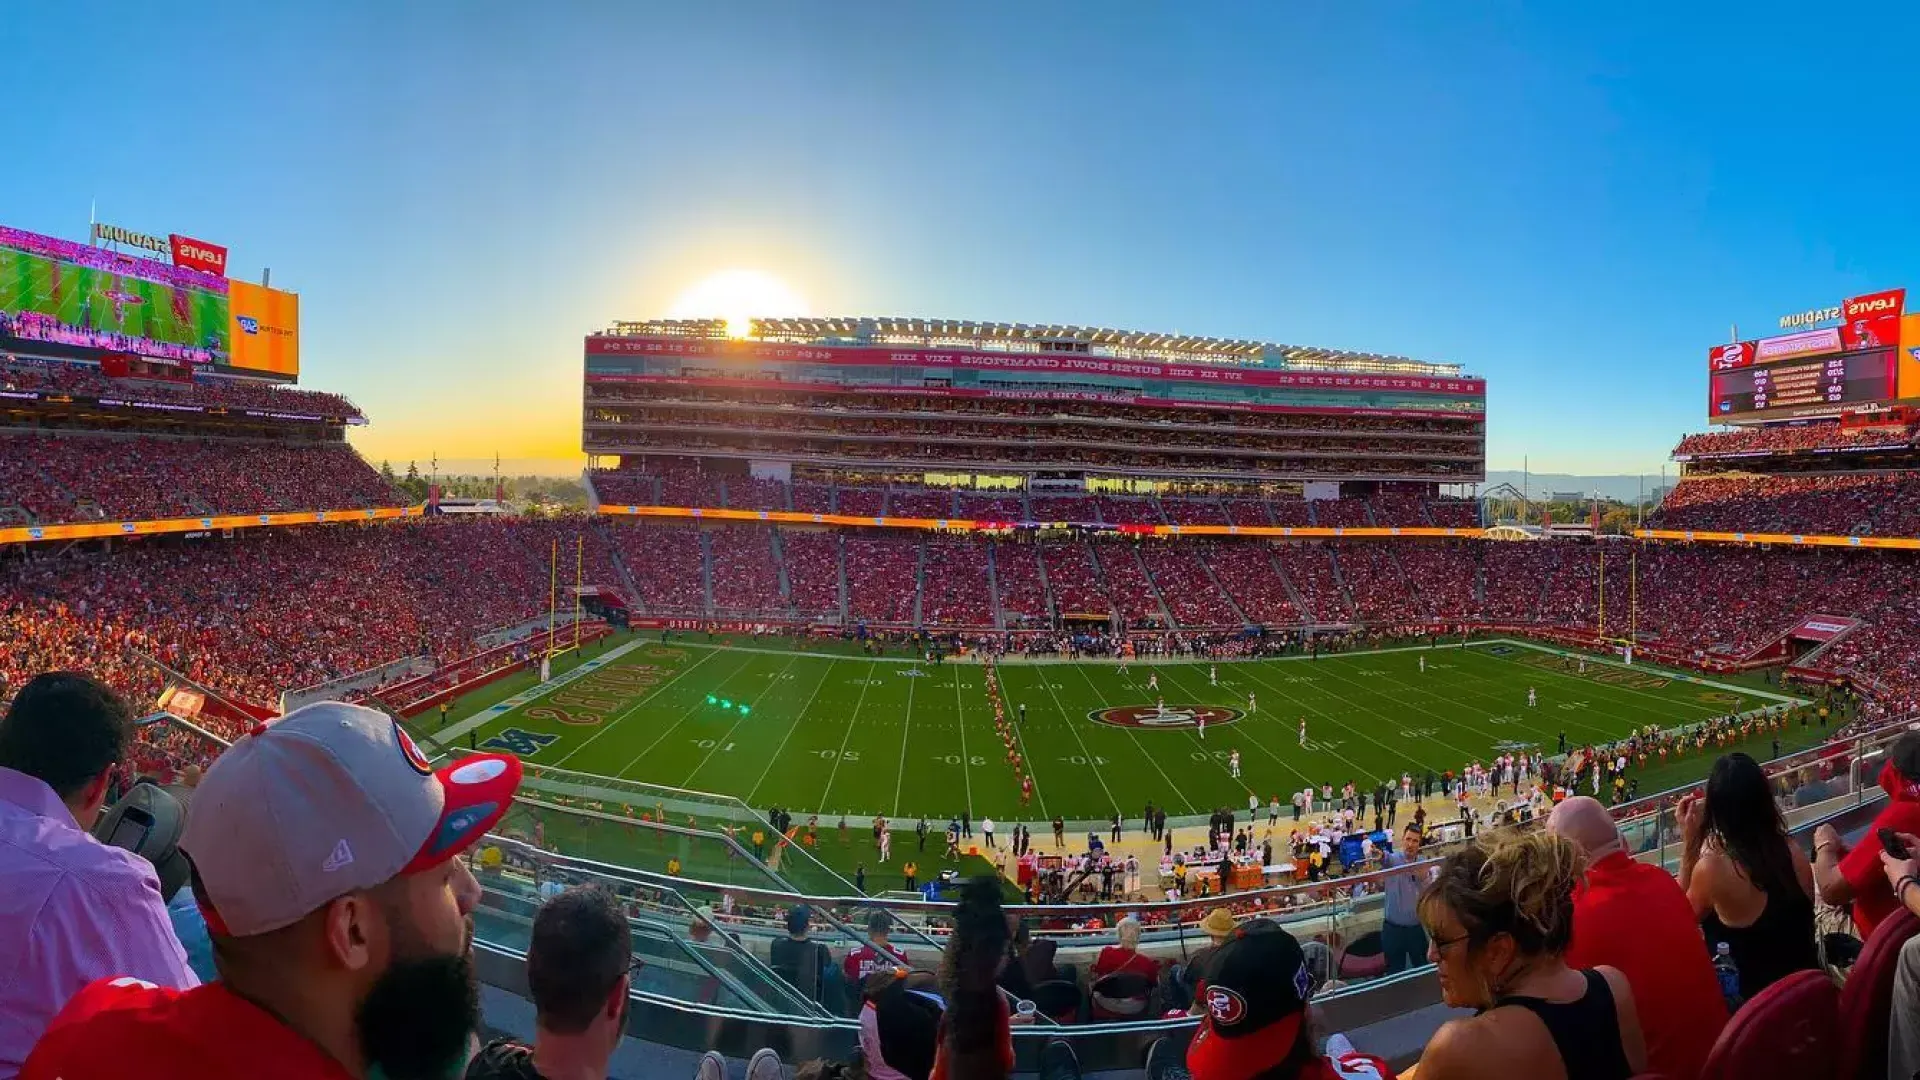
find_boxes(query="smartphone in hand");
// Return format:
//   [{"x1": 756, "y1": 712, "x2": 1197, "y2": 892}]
[{"x1": 1880, "y1": 827, "x2": 1911, "y2": 860}]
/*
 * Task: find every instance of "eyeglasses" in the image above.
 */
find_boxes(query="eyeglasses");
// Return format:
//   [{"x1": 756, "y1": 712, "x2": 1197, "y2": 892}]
[{"x1": 1429, "y1": 931, "x2": 1474, "y2": 953}]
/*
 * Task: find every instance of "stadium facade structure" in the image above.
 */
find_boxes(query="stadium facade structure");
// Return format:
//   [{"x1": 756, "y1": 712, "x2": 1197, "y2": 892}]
[{"x1": 583, "y1": 317, "x2": 1485, "y2": 492}]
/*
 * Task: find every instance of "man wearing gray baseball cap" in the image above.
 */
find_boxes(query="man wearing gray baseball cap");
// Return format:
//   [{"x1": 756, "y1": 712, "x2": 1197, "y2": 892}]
[{"x1": 22, "y1": 701, "x2": 522, "y2": 1080}]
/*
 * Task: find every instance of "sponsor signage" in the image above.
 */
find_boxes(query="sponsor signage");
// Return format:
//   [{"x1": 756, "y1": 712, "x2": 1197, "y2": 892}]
[
  {"x1": 1778, "y1": 288, "x2": 1906, "y2": 334},
  {"x1": 1754, "y1": 326, "x2": 1844, "y2": 363},
  {"x1": 169, "y1": 234, "x2": 228, "y2": 275},
  {"x1": 1791, "y1": 616, "x2": 1857, "y2": 642},
  {"x1": 90, "y1": 221, "x2": 172, "y2": 256},
  {"x1": 1842, "y1": 288, "x2": 1905, "y2": 351},
  {"x1": 90, "y1": 221, "x2": 228, "y2": 276}
]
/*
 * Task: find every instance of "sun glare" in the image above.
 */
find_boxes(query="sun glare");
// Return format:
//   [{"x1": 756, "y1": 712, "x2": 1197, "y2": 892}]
[{"x1": 667, "y1": 270, "x2": 809, "y2": 339}]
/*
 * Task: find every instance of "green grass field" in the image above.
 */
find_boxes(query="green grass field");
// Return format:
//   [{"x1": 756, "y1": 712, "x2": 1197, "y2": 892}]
[
  {"x1": 451, "y1": 637, "x2": 1805, "y2": 832},
  {"x1": 0, "y1": 245, "x2": 228, "y2": 351}
]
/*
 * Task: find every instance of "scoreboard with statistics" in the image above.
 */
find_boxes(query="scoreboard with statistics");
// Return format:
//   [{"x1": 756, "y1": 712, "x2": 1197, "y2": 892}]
[{"x1": 1707, "y1": 287, "x2": 1909, "y2": 423}]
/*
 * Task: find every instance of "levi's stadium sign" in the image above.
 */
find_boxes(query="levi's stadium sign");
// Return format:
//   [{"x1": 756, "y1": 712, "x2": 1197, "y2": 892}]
[
  {"x1": 91, "y1": 221, "x2": 228, "y2": 276},
  {"x1": 92, "y1": 222, "x2": 170, "y2": 256}
]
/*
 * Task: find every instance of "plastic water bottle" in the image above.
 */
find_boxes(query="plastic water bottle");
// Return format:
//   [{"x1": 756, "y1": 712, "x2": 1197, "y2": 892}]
[{"x1": 1713, "y1": 941, "x2": 1742, "y2": 1011}]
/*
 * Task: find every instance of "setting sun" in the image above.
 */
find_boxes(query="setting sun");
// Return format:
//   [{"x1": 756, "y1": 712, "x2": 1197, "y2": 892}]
[{"x1": 667, "y1": 269, "x2": 809, "y2": 338}]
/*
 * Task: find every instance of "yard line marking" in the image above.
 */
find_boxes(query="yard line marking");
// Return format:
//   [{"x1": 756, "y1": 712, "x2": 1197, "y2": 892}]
[
  {"x1": 1064, "y1": 663, "x2": 1196, "y2": 813},
  {"x1": 1293, "y1": 655, "x2": 1616, "y2": 749},
  {"x1": 682, "y1": 655, "x2": 801, "y2": 783},
  {"x1": 1230, "y1": 661, "x2": 1435, "y2": 774},
  {"x1": 550, "y1": 649, "x2": 725, "y2": 768},
  {"x1": 817, "y1": 661, "x2": 879, "y2": 812},
  {"x1": 743, "y1": 659, "x2": 840, "y2": 805},
  {"x1": 1469, "y1": 638, "x2": 1802, "y2": 711},
  {"x1": 1033, "y1": 669, "x2": 1123, "y2": 815},
  {"x1": 891, "y1": 670, "x2": 918, "y2": 816},
  {"x1": 1152, "y1": 663, "x2": 1314, "y2": 793}
]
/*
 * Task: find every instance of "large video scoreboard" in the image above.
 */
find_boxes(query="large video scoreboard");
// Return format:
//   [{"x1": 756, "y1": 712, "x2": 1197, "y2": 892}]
[{"x1": 1707, "y1": 288, "x2": 1913, "y2": 422}]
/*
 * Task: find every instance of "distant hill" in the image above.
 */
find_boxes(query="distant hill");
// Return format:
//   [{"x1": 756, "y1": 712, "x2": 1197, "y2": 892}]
[{"x1": 1478, "y1": 471, "x2": 1670, "y2": 503}]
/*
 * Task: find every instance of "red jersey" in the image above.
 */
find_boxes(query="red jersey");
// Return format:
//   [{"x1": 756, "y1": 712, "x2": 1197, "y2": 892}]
[
  {"x1": 843, "y1": 940, "x2": 910, "y2": 984},
  {"x1": 1839, "y1": 800, "x2": 1920, "y2": 937},
  {"x1": 22, "y1": 977, "x2": 354, "y2": 1080},
  {"x1": 1564, "y1": 851, "x2": 1726, "y2": 1080}
]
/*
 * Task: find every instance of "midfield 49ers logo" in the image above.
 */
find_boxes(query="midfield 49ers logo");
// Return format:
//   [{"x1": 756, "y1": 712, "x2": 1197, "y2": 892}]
[{"x1": 1089, "y1": 704, "x2": 1244, "y2": 730}]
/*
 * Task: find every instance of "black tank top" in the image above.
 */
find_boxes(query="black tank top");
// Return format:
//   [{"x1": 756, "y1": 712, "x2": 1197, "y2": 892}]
[
  {"x1": 1489, "y1": 968, "x2": 1633, "y2": 1080},
  {"x1": 1701, "y1": 873, "x2": 1819, "y2": 1002}
]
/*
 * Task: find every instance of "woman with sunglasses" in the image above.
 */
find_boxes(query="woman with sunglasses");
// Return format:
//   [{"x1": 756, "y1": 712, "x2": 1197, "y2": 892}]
[{"x1": 1413, "y1": 831, "x2": 1646, "y2": 1080}]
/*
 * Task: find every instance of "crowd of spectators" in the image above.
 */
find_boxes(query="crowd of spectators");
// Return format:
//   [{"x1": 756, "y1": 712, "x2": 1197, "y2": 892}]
[
  {"x1": 1270, "y1": 545, "x2": 1353, "y2": 622},
  {"x1": 1088, "y1": 543, "x2": 1167, "y2": 627},
  {"x1": 1136, "y1": 542, "x2": 1238, "y2": 627},
  {"x1": 0, "y1": 353, "x2": 363, "y2": 418},
  {"x1": 918, "y1": 537, "x2": 995, "y2": 627},
  {"x1": 988, "y1": 541, "x2": 1049, "y2": 627},
  {"x1": 0, "y1": 432, "x2": 404, "y2": 525},
  {"x1": 777, "y1": 530, "x2": 843, "y2": 618},
  {"x1": 1195, "y1": 541, "x2": 1296, "y2": 625},
  {"x1": 609, "y1": 523, "x2": 708, "y2": 613},
  {"x1": 709, "y1": 526, "x2": 785, "y2": 615},
  {"x1": 844, "y1": 536, "x2": 920, "y2": 623},
  {"x1": 1336, "y1": 543, "x2": 1419, "y2": 622},
  {"x1": 1673, "y1": 421, "x2": 1913, "y2": 460},
  {"x1": 0, "y1": 520, "x2": 562, "y2": 716},
  {"x1": 1651, "y1": 472, "x2": 1920, "y2": 537}
]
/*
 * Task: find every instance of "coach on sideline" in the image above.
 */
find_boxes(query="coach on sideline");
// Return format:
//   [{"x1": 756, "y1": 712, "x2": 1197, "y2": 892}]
[
  {"x1": 0, "y1": 673, "x2": 197, "y2": 1079},
  {"x1": 20, "y1": 700, "x2": 523, "y2": 1080}
]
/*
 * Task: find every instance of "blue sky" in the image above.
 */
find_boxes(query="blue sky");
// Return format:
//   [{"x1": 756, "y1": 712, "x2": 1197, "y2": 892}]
[{"x1": 6, "y1": 1, "x2": 1919, "y2": 476}]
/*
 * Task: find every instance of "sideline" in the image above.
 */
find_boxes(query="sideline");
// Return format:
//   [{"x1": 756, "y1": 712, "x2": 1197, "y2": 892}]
[
  {"x1": 431, "y1": 636, "x2": 653, "y2": 750},
  {"x1": 1469, "y1": 637, "x2": 1808, "y2": 708}
]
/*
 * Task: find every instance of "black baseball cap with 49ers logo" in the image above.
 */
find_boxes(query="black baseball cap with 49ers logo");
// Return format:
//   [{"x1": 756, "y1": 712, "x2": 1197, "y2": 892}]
[{"x1": 1187, "y1": 921, "x2": 1316, "y2": 1080}]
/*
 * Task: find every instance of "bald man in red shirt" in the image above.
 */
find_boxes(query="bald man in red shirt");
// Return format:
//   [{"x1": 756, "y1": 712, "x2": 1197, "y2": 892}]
[{"x1": 1551, "y1": 796, "x2": 1726, "y2": 1080}]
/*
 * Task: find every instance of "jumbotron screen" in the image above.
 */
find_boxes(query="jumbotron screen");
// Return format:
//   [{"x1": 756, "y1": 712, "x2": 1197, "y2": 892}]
[
  {"x1": 1710, "y1": 349, "x2": 1894, "y2": 420},
  {"x1": 0, "y1": 226, "x2": 230, "y2": 364}
]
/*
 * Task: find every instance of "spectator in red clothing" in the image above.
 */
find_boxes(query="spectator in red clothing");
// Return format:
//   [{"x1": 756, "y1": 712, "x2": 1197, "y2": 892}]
[
  {"x1": 1550, "y1": 796, "x2": 1724, "y2": 1080},
  {"x1": 21, "y1": 702, "x2": 523, "y2": 1080},
  {"x1": 1815, "y1": 732, "x2": 1920, "y2": 938},
  {"x1": 1416, "y1": 831, "x2": 1646, "y2": 1080},
  {"x1": 845, "y1": 910, "x2": 911, "y2": 986},
  {"x1": 1090, "y1": 916, "x2": 1161, "y2": 983},
  {"x1": 1087, "y1": 916, "x2": 1161, "y2": 1020}
]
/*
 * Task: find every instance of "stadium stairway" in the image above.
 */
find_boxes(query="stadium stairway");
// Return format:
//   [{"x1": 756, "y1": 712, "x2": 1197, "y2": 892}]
[
  {"x1": 699, "y1": 532, "x2": 718, "y2": 614},
  {"x1": 1327, "y1": 548, "x2": 1363, "y2": 614},
  {"x1": 911, "y1": 538, "x2": 927, "y2": 625},
  {"x1": 984, "y1": 541, "x2": 1006, "y2": 630},
  {"x1": 768, "y1": 529, "x2": 794, "y2": 610},
  {"x1": 1121, "y1": 544, "x2": 1177, "y2": 627},
  {"x1": 832, "y1": 534, "x2": 850, "y2": 621},
  {"x1": 1195, "y1": 550, "x2": 1251, "y2": 625},
  {"x1": 1384, "y1": 545, "x2": 1439, "y2": 620},
  {"x1": 1265, "y1": 544, "x2": 1317, "y2": 623},
  {"x1": 597, "y1": 520, "x2": 647, "y2": 602},
  {"x1": 1032, "y1": 539, "x2": 1059, "y2": 622}
]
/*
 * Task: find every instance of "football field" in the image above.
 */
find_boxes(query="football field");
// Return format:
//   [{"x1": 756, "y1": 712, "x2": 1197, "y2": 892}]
[{"x1": 454, "y1": 637, "x2": 1803, "y2": 826}]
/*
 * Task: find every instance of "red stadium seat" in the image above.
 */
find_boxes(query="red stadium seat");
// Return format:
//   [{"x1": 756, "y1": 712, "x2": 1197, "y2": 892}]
[
  {"x1": 1837, "y1": 906, "x2": 1920, "y2": 1080},
  {"x1": 1697, "y1": 969, "x2": 1840, "y2": 1080}
]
